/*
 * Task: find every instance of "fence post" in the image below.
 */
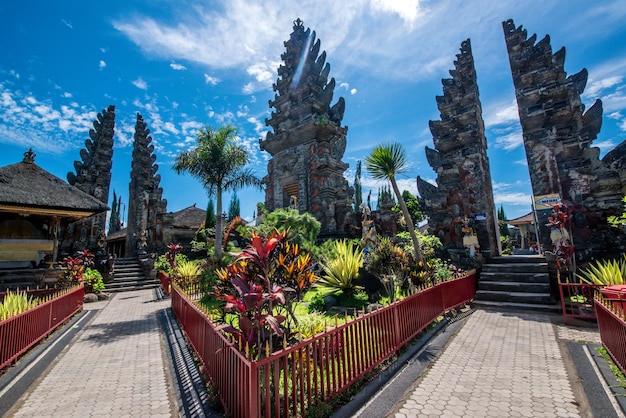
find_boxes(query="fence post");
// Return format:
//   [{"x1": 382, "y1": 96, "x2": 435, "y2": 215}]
[
  {"x1": 392, "y1": 302, "x2": 402, "y2": 353},
  {"x1": 248, "y1": 361, "x2": 259, "y2": 418}
]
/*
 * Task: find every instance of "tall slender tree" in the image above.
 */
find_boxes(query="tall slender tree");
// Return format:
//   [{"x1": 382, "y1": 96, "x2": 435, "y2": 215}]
[
  {"x1": 353, "y1": 160, "x2": 362, "y2": 213},
  {"x1": 205, "y1": 200, "x2": 216, "y2": 229},
  {"x1": 365, "y1": 142, "x2": 424, "y2": 263},
  {"x1": 228, "y1": 192, "x2": 241, "y2": 220},
  {"x1": 173, "y1": 125, "x2": 262, "y2": 258}
]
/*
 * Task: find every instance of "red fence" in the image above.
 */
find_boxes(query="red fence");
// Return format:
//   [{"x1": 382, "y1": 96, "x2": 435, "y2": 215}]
[
  {"x1": 172, "y1": 272, "x2": 477, "y2": 417},
  {"x1": 0, "y1": 285, "x2": 84, "y2": 370},
  {"x1": 158, "y1": 271, "x2": 171, "y2": 296},
  {"x1": 558, "y1": 282, "x2": 604, "y2": 324},
  {"x1": 595, "y1": 295, "x2": 626, "y2": 374}
]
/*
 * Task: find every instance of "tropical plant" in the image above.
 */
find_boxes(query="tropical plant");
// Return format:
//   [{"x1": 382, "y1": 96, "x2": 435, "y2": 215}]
[
  {"x1": 296, "y1": 311, "x2": 328, "y2": 339},
  {"x1": 174, "y1": 260, "x2": 203, "y2": 287},
  {"x1": 57, "y1": 250, "x2": 95, "y2": 288},
  {"x1": 608, "y1": 196, "x2": 626, "y2": 231},
  {"x1": 254, "y1": 208, "x2": 321, "y2": 250},
  {"x1": 366, "y1": 237, "x2": 410, "y2": 279},
  {"x1": 307, "y1": 292, "x2": 326, "y2": 314},
  {"x1": 392, "y1": 190, "x2": 426, "y2": 228},
  {"x1": 83, "y1": 267, "x2": 104, "y2": 293},
  {"x1": 315, "y1": 240, "x2": 364, "y2": 297},
  {"x1": 396, "y1": 231, "x2": 441, "y2": 262},
  {"x1": 577, "y1": 255, "x2": 626, "y2": 285},
  {"x1": 214, "y1": 231, "x2": 316, "y2": 357},
  {"x1": 1, "y1": 291, "x2": 37, "y2": 321},
  {"x1": 173, "y1": 124, "x2": 263, "y2": 258},
  {"x1": 365, "y1": 142, "x2": 424, "y2": 264}
]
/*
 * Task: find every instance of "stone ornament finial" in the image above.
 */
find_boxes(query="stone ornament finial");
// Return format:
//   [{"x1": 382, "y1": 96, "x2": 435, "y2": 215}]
[
  {"x1": 23, "y1": 148, "x2": 36, "y2": 164},
  {"x1": 294, "y1": 17, "x2": 303, "y2": 27}
]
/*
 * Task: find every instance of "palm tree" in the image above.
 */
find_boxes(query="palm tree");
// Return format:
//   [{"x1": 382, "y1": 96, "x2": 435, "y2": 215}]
[
  {"x1": 173, "y1": 125, "x2": 263, "y2": 258},
  {"x1": 365, "y1": 142, "x2": 424, "y2": 264}
]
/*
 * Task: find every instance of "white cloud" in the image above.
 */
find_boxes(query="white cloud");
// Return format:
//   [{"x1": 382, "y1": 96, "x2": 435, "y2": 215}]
[
  {"x1": 204, "y1": 74, "x2": 219, "y2": 85},
  {"x1": 370, "y1": 0, "x2": 425, "y2": 28},
  {"x1": 493, "y1": 130, "x2": 523, "y2": 151},
  {"x1": 493, "y1": 191, "x2": 532, "y2": 207},
  {"x1": 170, "y1": 63, "x2": 187, "y2": 71},
  {"x1": 132, "y1": 78, "x2": 148, "y2": 90},
  {"x1": 484, "y1": 99, "x2": 519, "y2": 127},
  {"x1": 62, "y1": 92, "x2": 72, "y2": 98},
  {"x1": 350, "y1": 88, "x2": 357, "y2": 95},
  {"x1": 61, "y1": 19, "x2": 73, "y2": 29},
  {"x1": 608, "y1": 111, "x2": 623, "y2": 120},
  {"x1": 99, "y1": 60, "x2": 106, "y2": 70}
]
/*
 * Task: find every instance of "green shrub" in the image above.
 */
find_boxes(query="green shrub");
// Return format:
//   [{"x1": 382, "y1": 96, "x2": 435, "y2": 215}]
[
  {"x1": 577, "y1": 255, "x2": 626, "y2": 285},
  {"x1": 307, "y1": 292, "x2": 326, "y2": 313},
  {"x1": 296, "y1": 311, "x2": 328, "y2": 339},
  {"x1": 83, "y1": 267, "x2": 104, "y2": 293},
  {"x1": 315, "y1": 240, "x2": 364, "y2": 297}
]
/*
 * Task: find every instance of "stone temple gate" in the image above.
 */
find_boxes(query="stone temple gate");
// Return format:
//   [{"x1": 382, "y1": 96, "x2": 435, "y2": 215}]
[
  {"x1": 260, "y1": 18, "x2": 353, "y2": 237},
  {"x1": 420, "y1": 20, "x2": 626, "y2": 262}
]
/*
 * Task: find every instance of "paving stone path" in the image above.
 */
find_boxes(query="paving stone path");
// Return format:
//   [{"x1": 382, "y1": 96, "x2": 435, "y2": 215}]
[
  {"x1": 390, "y1": 309, "x2": 599, "y2": 418},
  {"x1": 7, "y1": 290, "x2": 176, "y2": 418}
]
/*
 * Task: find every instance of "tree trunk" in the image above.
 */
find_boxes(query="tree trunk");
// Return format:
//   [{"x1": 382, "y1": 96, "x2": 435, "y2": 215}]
[
  {"x1": 215, "y1": 187, "x2": 223, "y2": 259},
  {"x1": 390, "y1": 177, "x2": 424, "y2": 264}
]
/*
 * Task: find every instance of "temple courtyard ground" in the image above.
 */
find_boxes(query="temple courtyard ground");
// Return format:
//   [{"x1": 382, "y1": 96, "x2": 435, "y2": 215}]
[{"x1": 0, "y1": 288, "x2": 623, "y2": 417}]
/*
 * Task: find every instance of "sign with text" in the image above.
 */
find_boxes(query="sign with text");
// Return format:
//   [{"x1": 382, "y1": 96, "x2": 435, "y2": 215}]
[{"x1": 534, "y1": 193, "x2": 561, "y2": 210}]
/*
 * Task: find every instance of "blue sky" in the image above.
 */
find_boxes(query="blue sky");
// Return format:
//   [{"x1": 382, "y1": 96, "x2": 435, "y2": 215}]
[{"x1": 1, "y1": 0, "x2": 625, "y2": 226}]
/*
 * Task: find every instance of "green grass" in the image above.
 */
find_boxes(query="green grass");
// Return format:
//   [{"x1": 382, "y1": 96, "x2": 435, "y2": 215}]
[{"x1": 596, "y1": 346, "x2": 626, "y2": 390}]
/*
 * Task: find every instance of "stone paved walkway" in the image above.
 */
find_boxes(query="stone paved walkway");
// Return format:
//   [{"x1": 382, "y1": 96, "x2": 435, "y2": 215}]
[
  {"x1": 389, "y1": 309, "x2": 602, "y2": 418},
  {"x1": 6, "y1": 289, "x2": 176, "y2": 418}
]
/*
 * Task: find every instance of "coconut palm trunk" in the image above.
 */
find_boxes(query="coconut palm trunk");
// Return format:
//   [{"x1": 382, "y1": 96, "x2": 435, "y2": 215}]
[{"x1": 389, "y1": 176, "x2": 424, "y2": 264}]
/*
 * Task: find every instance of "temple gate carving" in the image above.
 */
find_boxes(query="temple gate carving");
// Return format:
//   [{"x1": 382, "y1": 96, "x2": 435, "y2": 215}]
[
  {"x1": 65, "y1": 105, "x2": 115, "y2": 252},
  {"x1": 260, "y1": 18, "x2": 353, "y2": 236},
  {"x1": 417, "y1": 40, "x2": 500, "y2": 260},
  {"x1": 503, "y1": 19, "x2": 626, "y2": 257},
  {"x1": 125, "y1": 113, "x2": 167, "y2": 255}
]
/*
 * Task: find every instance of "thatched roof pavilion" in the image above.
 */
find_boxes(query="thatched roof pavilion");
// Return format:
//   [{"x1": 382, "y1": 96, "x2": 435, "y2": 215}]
[{"x1": 0, "y1": 149, "x2": 109, "y2": 265}]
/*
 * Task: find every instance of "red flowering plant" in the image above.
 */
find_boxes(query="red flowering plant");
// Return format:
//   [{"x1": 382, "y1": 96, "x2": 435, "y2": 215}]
[
  {"x1": 215, "y1": 230, "x2": 317, "y2": 358},
  {"x1": 546, "y1": 202, "x2": 575, "y2": 279},
  {"x1": 57, "y1": 250, "x2": 95, "y2": 288},
  {"x1": 165, "y1": 243, "x2": 182, "y2": 270}
]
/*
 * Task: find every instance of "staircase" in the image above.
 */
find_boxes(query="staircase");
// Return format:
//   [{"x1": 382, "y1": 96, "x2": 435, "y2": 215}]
[
  {"x1": 474, "y1": 255, "x2": 560, "y2": 312},
  {"x1": 104, "y1": 257, "x2": 160, "y2": 292}
]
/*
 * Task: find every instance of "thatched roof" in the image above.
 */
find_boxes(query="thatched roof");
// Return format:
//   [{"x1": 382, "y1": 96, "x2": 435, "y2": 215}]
[
  {"x1": 170, "y1": 205, "x2": 206, "y2": 229},
  {"x1": 0, "y1": 150, "x2": 109, "y2": 218}
]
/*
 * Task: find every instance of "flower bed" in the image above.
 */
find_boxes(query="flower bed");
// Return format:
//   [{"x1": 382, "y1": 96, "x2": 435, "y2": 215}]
[{"x1": 172, "y1": 271, "x2": 476, "y2": 417}]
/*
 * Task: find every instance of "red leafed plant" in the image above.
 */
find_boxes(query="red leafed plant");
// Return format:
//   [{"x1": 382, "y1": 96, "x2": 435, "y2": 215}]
[
  {"x1": 215, "y1": 230, "x2": 317, "y2": 358},
  {"x1": 57, "y1": 250, "x2": 95, "y2": 288}
]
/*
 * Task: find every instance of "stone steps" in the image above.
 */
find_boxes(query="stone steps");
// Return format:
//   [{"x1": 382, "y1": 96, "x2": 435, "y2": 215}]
[
  {"x1": 474, "y1": 255, "x2": 559, "y2": 312},
  {"x1": 104, "y1": 257, "x2": 159, "y2": 293}
]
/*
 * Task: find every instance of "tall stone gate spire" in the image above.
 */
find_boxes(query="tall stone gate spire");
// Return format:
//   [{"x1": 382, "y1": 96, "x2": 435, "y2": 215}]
[
  {"x1": 260, "y1": 18, "x2": 353, "y2": 236},
  {"x1": 67, "y1": 104, "x2": 115, "y2": 250},
  {"x1": 418, "y1": 40, "x2": 500, "y2": 258},
  {"x1": 126, "y1": 113, "x2": 167, "y2": 255},
  {"x1": 503, "y1": 19, "x2": 625, "y2": 254}
]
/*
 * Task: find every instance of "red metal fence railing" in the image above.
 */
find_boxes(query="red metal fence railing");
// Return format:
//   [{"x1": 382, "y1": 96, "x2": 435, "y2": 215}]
[
  {"x1": 0, "y1": 285, "x2": 84, "y2": 370},
  {"x1": 595, "y1": 295, "x2": 626, "y2": 374},
  {"x1": 172, "y1": 272, "x2": 477, "y2": 418},
  {"x1": 558, "y1": 281, "x2": 604, "y2": 324}
]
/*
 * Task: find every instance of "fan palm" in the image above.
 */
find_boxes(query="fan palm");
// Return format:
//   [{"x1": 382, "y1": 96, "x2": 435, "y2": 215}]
[
  {"x1": 173, "y1": 125, "x2": 263, "y2": 258},
  {"x1": 365, "y1": 142, "x2": 424, "y2": 264}
]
